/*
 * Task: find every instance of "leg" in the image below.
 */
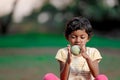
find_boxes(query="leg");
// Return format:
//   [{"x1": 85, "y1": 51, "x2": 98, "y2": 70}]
[
  {"x1": 95, "y1": 74, "x2": 108, "y2": 80},
  {"x1": 43, "y1": 73, "x2": 60, "y2": 80}
]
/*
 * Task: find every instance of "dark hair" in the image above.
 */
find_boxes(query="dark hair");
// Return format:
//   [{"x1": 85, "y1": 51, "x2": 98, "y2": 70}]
[{"x1": 64, "y1": 16, "x2": 93, "y2": 39}]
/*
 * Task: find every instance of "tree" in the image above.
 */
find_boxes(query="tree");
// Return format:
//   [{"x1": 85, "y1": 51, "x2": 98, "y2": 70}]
[{"x1": 0, "y1": 0, "x2": 17, "y2": 35}]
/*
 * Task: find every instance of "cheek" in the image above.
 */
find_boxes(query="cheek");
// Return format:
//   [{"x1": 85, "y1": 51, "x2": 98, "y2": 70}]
[
  {"x1": 82, "y1": 39, "x2": 89, "y2": 44},
  {"x1": 68, "y1": 39, "x2": 75, "y2": 44}
]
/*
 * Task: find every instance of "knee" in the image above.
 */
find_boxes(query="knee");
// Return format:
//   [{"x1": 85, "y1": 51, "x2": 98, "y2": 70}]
[
  {"x1": 43, "y1": 73, "x2": 59, "y2": 80},
  {"x1": 95, "y1": 74, "x2": 108, "y2": 80}
]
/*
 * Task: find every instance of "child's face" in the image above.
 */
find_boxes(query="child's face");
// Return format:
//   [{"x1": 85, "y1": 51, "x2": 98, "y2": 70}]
[{"x1": 67, "y1": 29, "x2": 89, "y2": 47}]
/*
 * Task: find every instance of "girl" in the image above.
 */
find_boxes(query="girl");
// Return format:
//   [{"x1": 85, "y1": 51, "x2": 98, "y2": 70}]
[
  {"x1": 55, "y1": 16, "x2": 102, "y2": 80},
  {"x1": 43, "y1": 73, "x2": 108, "y2": 80},
  {"x1": 43, "y1": 16, "x2": 108, "y2": 80}
]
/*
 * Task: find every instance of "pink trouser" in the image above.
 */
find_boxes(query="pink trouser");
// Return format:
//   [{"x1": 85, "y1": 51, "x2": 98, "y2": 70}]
[
  {"x1": 43, "y1": 73, "x2": 108, "y2": 80},
  {"x1": 43, "y1": 73, "x2": 60, "y2": 80},
  {"x1": 95, "y1": 74, "x2": 108, "y2": 80}
]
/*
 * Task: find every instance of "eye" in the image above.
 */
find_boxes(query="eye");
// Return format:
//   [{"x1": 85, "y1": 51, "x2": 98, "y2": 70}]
[
  {"x1": 70, "y1": 35, "x2": 76, "y2": 39},
  {"x1": 81, "y1": 36, "x2": 85, "y2": 39}
]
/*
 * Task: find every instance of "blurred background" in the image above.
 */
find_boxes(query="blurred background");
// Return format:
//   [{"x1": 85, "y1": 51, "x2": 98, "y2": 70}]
[{"x1": 0, "y1": 0, "x2": 120, "y2": 80}]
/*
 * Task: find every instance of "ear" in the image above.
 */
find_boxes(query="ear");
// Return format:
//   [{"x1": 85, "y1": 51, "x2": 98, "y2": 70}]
[{"x1": 87, "y1": 38, "x2": 90, "y2": 42}]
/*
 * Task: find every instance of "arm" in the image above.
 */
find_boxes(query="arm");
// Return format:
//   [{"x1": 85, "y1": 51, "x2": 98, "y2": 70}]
[
  {"x1": 81, "y1": 45, "x2": 99, "y2": 78},
  {"x1": 58, "y1": 60, "x2": 70, "y2": 80},
  {"x1": 85, "y1": 57, "x2": 99, "y2": 77},
  {"x1": 58, "y1": 46, "x2": 71, "y2": 80}
]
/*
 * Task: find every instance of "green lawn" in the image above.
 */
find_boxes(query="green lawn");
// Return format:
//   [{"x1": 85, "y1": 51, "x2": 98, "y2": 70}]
[
  {"x1": 0, "y1": 53, "x2": 59, "y2": 80},
  {"x1": 0, "y1": 33, "x2": 120, "y2": 80},
  {"x1": 100, "y1": 53, "x2": 120, "y2": 80},
  {"x1": 0, "y1": 53, "x2": 120, "y2": 80},
  {"x1": 0, "y1": 33, "x2": 120, "y2": 48}
]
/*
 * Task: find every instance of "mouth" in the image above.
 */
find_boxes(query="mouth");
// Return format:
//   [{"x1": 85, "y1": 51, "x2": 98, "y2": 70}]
[
  {"x1": 73, "y1": 44, "x2": 81, "y2": 47},
  {"x1": 74, "y1": 43, "x2": 81, "y2": 45},
  {"x1": 74, "y1": 43, "x2": 85, "y2": 48}
]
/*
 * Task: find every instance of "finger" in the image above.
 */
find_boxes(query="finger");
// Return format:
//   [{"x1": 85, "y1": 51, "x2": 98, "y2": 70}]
[
  {"x1": 67, "y1": 44, "x2": 71, "y2": 53},
  {"x1": 67, "y1": 44, "x2": 71, "y2": 63},
  {"x1": 81, "y1": 44, "x2": 86, "y2": 53},
  {"x1": 81, "y1": 43, "x2": 85, "y2": 48}
]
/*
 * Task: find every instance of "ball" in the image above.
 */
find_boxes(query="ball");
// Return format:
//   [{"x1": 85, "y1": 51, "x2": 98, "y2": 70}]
[{"x1": 71, "y1": 45, "x2": 80, "y2": 55}]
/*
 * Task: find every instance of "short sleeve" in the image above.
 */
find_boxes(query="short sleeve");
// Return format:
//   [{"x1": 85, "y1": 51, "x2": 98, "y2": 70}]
[
  {"x1": 55, "y1": 48, "x2": 68, "y2": 63},
  {"x1": 92, "y1": 48, "x2": 102, "y2": 62},
  {"x1": 87, "y1": 47, "x2": 102, "y2": 62}
]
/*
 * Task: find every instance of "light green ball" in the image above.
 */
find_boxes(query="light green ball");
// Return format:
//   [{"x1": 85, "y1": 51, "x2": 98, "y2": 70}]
[{"x1": 71, "y1": 45, "x2": 80, "y2": 55}]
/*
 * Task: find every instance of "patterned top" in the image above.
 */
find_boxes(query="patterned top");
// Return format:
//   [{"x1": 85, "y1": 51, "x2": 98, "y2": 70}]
[{"x1": 55, "y1": 47, "x2": 102, "y2": 80}]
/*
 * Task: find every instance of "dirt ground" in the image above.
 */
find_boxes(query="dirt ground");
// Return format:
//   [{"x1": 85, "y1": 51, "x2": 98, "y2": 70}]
[
  {"x1": 0, "y1": 47, "x2": 120, "y2": 55},
  {"x1": 0, "y1": 47, "x2": 120, "y2": 80}
]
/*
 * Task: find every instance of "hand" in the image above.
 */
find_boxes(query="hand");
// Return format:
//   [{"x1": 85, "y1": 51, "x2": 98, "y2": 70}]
[
  {"x1": 67, "y1": 45, "x2": 72, "y2": 64},
  {"x1": 80, "y1": 44, "x2": 89, "y2": 59}
]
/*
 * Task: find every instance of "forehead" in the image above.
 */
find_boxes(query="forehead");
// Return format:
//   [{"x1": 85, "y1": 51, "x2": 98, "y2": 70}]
[{"x1": 70, "y1": 30, "x2": 88, "y2": 36}]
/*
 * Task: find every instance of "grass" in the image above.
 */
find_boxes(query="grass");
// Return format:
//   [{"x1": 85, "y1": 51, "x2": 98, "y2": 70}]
[
  {"x1": 100, "y1": 53, "x2": 120, "y2": 80},
  {"x1": 0, "y1": 54, "x2": 59, "y2": 80},
  {"x1": 0, "y1": 33, "x2": 120, "y2": 48},
  {"x1": 0, "y1": 53, "x2": 120, "y2": 80},
  {"x1": 0, "y1": 33, "x2": 120, "y2": 80}
]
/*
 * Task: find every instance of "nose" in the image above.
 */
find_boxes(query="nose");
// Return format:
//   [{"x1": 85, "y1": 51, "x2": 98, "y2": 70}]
[{"x1": 76, "y1": 37, "x2": 82, "y2": 43}]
